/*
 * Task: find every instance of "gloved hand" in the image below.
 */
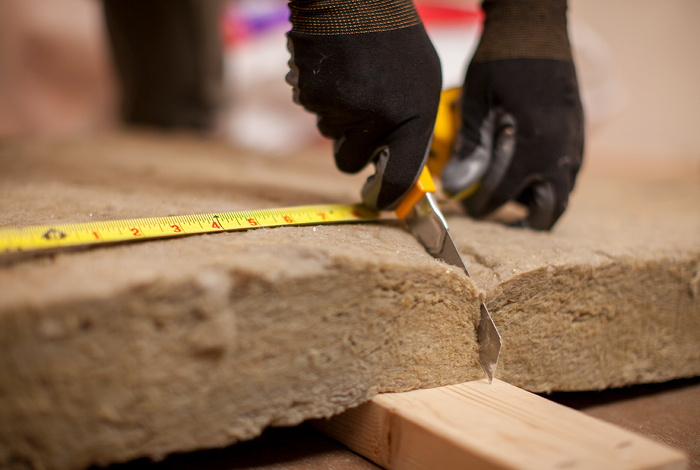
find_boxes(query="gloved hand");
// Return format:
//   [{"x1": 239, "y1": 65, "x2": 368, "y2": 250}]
[
  {"x1": 286, "y1": 0, "x2": 442, "y2": 211},
  {"x1": 441, "y1": 0, "x2": 584, "y2": 230}
]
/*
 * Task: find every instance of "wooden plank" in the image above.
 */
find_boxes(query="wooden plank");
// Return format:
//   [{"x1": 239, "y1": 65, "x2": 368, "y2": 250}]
[{"x1": 313, "y1": 379, "x2": 688, "y2": 470}]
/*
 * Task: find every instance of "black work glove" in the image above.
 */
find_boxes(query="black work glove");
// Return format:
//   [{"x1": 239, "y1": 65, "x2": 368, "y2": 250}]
[
  {"x1": 286, "y1": 0, "x2": 442, "y2": 211},
  {"x1": 441, "y1": 0, "x2": 584, "y2": 230}
]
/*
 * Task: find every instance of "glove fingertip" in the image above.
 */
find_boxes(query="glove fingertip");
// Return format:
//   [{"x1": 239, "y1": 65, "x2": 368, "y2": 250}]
[{"x1": 519, "y1": 181, "x2": 566, "y2": 231}]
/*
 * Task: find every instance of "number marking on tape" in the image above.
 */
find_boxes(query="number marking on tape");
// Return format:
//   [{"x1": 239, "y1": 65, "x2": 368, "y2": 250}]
[{"x1": 0, "y1": 204, "x2": 380, "y2": 254}]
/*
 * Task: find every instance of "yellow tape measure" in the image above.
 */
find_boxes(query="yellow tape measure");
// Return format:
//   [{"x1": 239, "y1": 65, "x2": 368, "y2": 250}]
[{"x1": 0, "y1": 204, "x2": 380, "y2": 255}]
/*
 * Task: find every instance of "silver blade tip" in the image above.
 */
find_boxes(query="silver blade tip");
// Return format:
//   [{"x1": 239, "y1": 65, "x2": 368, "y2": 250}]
[{"x1": 477, "y1": 303, "x2": 501, "y2": 384}]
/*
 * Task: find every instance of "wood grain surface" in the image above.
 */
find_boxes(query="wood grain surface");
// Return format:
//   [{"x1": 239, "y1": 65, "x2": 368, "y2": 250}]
[{"x1": 313, "y1": 380, "x2": 688, "y2": 470}]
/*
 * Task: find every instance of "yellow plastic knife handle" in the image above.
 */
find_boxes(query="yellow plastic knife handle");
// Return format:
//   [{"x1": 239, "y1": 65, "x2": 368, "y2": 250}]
[
  {"x1": 428, "y1": 87, "x2": 481, "y2": 202},
  {"x1": 427, "y1": 87, "x2": 461, "y2": 178},
  {"x1": 394, "y1": 166, "x2": 436, "y2": 220}
]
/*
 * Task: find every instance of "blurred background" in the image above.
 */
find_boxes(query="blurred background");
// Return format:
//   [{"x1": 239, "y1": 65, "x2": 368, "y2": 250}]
[{"x1": 0, "y1": 0, "x2": 698, "y2": 177}]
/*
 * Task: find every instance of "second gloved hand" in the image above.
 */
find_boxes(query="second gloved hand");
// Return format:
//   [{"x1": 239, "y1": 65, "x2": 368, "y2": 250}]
[
  {"x1": 286, "y1": 0, "x2": 442, "y2": 211},
  {"x1": 441, "y1": 0, "x2": 584, "y2": 230}
]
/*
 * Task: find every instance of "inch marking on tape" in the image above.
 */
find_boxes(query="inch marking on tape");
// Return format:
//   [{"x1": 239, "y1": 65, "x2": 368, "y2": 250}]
[{"x1": 0, "y1": 204, "x2": 380, "y2": 254}]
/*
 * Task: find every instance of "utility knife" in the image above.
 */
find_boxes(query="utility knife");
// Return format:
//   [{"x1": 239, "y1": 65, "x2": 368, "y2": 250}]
[{"x1": 394, "y1": 166, "x2": 501, "y2": 383}]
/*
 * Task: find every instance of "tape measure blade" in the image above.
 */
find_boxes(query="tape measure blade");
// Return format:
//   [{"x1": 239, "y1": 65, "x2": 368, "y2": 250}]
[{"x1": 0, "y1": 204, "x2": 381, "y2": 255}]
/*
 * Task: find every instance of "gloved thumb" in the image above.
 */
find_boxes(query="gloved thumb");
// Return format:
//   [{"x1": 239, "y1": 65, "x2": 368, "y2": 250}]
[
  {"x1": 441, "y1": 108, "x2": 496, "y2": 198},
  {"x1": 355, "y1": 118, "x2": 433, "y2": 211}
]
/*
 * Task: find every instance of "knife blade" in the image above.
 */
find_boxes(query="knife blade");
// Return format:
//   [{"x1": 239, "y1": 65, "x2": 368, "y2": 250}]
[{"x1": 395, "y1": 166, "x2": 501, "y2": 383}]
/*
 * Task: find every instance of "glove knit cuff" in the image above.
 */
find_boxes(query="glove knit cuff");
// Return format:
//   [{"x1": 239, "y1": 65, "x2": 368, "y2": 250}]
[
  {"x1": 473, "y1": 0, "x2": 572, "y2": 63},
  {"x1": 289, "y1": 0, "x2": 421, "y2": 35}
]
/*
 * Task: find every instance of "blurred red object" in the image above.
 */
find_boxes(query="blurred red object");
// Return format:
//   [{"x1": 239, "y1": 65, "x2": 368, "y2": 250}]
[{"x1": 415, "y1": 3, "x2": 484, "y2": 26}]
